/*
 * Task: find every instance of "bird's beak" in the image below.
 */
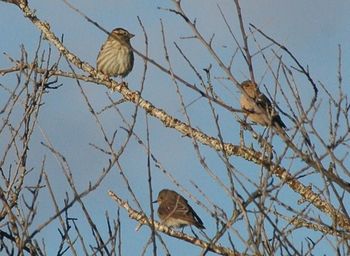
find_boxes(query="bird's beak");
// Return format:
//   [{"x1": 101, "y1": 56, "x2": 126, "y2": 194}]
[
  {"x1": 152, "y1": 200, "x2": 158, "y2": 204},
  {"x1": 129, "y1": 33, "x2": 135, "y2": 38}
]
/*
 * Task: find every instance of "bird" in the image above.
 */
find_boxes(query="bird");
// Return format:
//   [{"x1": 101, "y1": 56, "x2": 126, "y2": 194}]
[
  {"x1": 153, "y1": 189, "x2": 205, "y2": 229},
  {"x1": 240, "y1": 80, "x2": 312, "y2": 146},
  {"x1": 96, "y1": 27, "x2": 134, "y2": 78},
  {"x1": 239, "y1": 80, "x2": 286, "y2": 129}
]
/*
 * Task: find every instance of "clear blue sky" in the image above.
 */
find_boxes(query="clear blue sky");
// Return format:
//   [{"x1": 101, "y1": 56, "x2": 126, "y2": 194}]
[{"x1": 1, "y1": 0, "x2": 349, "y2": 255}]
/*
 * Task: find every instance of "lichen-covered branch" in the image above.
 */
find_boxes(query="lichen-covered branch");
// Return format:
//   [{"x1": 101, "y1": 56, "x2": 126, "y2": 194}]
[{"x1": 108, "y1": 190, "x2": 241, "y2": 256}]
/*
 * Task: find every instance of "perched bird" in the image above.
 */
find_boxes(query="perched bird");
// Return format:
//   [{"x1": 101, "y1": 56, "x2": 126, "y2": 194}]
[
  {"x1": 240, "y1": 80, "x2": 286, "y2": 129},
  {"x1": 96, "y1": 27, "x2": 134, "y2": 78},
  {"x1": 240, "y1": 80, "x2": 312, "y2": 146},
  {"x1": 154, "y1": 189, "x2": 205, "y2": 229}
]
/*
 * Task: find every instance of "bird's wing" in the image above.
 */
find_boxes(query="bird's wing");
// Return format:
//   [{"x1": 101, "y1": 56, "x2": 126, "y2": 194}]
[
  {"x1": 158, "y1": 195, "x2": 187, "y2": 216},
  {"x1": 256, "y1": 92, "x2": 273, "y2": 112},
  {"x1": 174, "y1": 196, "x2": 205, "y2": 229},
  {"x1": 186, "y1": 205, "x2": 205, "y2": 229},
  {"x1": 257, "y1": 93, "x2": 286, "y2": 129}
]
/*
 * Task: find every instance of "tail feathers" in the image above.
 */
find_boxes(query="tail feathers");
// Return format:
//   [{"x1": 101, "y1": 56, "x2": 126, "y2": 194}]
[
  {"x1": 192, "y1": 209, "x2": 205, "y2": 229},
  {"x1": 272, "y1": 115, "x2": 286, "y2": 129},
  {"x1": 194, "y1": 219, "x2": 205, "y2": 229},
  {"x1": 274, "y1": 121, "x2": 312, "y2": 147}
]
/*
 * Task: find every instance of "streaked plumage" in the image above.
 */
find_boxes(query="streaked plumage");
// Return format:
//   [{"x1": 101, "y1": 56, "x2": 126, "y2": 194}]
[
  {"x1": 240, "y1": 80, "x2": 286, "y2": 129},
  {"x1": 154, "y1": 189, "x2": 205, "y2": 229},
  {"x1": 96, "y1": 27, "x2": 134, "y2": 78}
]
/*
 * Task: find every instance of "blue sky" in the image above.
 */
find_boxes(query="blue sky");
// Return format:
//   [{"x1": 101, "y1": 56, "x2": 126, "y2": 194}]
[{"x1": 1, "y1": 0, "x2": 350, "y2": 255}]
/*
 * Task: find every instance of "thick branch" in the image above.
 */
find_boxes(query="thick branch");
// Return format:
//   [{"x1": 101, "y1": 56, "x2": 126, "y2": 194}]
[{"x1": 108, "y1": 190, "x2": 240, "y2": 256}]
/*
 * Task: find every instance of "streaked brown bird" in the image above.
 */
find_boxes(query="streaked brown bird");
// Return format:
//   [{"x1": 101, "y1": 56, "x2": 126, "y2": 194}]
[
  {"x1": 154, "y1": 189, "x2": 205, "y2": 229},
  {"x1": 96, "y1": 27, "x2": 134, "y2": 78},
  {"x1": 240, "y1": 80, "x2": 312, "y2": 146},
  {"x1": 240, "y1": 80, "x2": 286, "y2": 129}
]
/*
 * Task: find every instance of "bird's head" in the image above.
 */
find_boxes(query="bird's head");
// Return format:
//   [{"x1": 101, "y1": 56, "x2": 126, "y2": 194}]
[
  {"x1": 153, "y1": 189, "x2": 175, "y2": 204},
  {"x1": 110, "y1": 28, "x2": 135, "y2": 42},
  {"x1": 241, "y1": 80, "x2": 259, "y2": 98}
]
